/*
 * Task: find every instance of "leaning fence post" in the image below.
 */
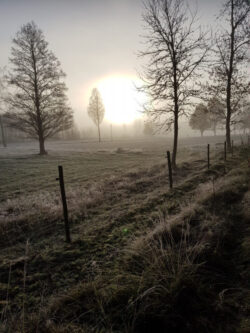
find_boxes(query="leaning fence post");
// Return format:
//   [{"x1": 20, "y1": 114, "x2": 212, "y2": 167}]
[
  {"x1": 166, "y1": 151, "x2": 173, "y2": 189},
  {"x1": 207, "y1": 144, "x2": 210, "y2": 169},
  {"x1": 231, "y1": 140, "x2": 234, "y2": 156},
  {"x1": 224, "y1": 142, "x2": 227, "y2": 161},
  {"x1": 56, "y1": 165, "x2": 71, "y2": 243}
]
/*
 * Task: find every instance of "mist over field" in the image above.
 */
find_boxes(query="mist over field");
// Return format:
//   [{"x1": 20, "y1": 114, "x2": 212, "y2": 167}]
[{"x1": 0, "y1": 0, "x2": 249, "y2": 332}]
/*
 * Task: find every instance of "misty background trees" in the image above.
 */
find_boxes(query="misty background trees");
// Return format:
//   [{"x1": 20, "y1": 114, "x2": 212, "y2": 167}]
[
  {"x1": 143, "y1": 120, "x2": 154, "y2": 136},
  {"x1": 0, "y1": 0, "x2": 249, "y2": 158},
  {"x1": 207, "y1": 97, "x2": 225, "y2": 136},
  {"x1": 189, "y1": 104, "x2": 210, "y2": 137},
  {"x1": 189, "y1": 98, "x2": 227, "y2": 136},
  {"x1": 136, "y1": 0, "x2": 249, "y2": 165},
  {"x1": 208, "y1": 0, "x2": 250, "y2": 151},
  {"x1": 87, "y1": 88, "x2": 105, "y2": 142},
  {"x1": 239, "y1": 101, "x2": 250, "y2": 134},
  {"x1": 4, "y1": 22, "x2": 73, "y2": 154}
]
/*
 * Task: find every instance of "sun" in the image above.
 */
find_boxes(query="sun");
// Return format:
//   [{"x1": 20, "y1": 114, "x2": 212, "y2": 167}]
[{"x1": 95, "y1": 75, "x2": 145, "y2": 124}]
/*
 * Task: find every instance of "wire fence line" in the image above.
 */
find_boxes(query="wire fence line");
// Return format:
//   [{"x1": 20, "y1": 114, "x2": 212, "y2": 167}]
[{"x1": 0, "y1": 137, "x2": 249, "y2": 249}]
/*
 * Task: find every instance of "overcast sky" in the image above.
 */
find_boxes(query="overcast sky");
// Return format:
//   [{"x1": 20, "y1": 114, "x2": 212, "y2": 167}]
[{"x1": 0, "y1": 0, "x2": 222, "y2": 127}]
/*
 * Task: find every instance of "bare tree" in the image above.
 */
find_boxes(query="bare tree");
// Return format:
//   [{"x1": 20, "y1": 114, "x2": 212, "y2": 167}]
[
  {"x1": 5, "y1": 22, "x2": 73, "y2": 154},
  {"x1": 138, "y1": 0, "x2": 208, "y2": 168},
  {"x1": 208, "y1": 0, "x2": 250, "y2": 150},
  {"x1": 87, "y1": 88, "x2": 105, "y2": 142}
]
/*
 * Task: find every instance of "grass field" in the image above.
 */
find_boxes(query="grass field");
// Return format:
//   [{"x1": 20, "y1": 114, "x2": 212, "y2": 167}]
[
  {"x1": 0, "y1": 136, "x2": 249, "y2": 332},
  {"x1": 0, "y1": 136, "x2": 230, "y2": 201},
  {"x1": 0, "y1": 137, "x2": 173, "y2": 201}
]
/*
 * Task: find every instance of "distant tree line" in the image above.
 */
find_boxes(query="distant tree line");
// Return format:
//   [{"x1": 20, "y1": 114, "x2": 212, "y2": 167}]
[{"x1": 189, "y1": 98, "x2": 250, "y2": 137}]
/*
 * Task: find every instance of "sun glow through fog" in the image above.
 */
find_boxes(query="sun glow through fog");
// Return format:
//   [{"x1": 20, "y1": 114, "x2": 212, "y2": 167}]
[{"x1": 95, "y1": 75, "x2": 145, "y2": 124}]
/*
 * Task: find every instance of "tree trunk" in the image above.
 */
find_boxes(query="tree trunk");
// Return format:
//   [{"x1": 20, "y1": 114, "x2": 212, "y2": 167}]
[
  {"x1": 172, "y1": 59, "x2": 179, "y2": 169},
  {"x1": 213, "y1": 125, "x2": 217, "y2": 136},
  {"x1": 97, "y1": 123, "x2": 101, "y2": 142},
  {"x1": 172, "y1": 112, "x2": 178, "y2": 169},
  {"x1": 39, "y1": 134, "x2": 47, "y2": 155},
  {"x1": 31, "y1": 46, "x2": 47, "y2": 155},
  {"x1": 226, "y1": 85, "x2": 232, "y2": 151},
  {"x1": 226, "y1": 0, "x2": 235, "y2": 152},
  {"x1": 0, "y1": 115, "x2": 7, "y2": 147}
]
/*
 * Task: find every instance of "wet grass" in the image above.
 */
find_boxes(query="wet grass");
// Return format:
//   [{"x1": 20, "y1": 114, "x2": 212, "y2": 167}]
[
  {"x1": 0, "y1": 135, "x2": 228, "y2": 201},
  {"x1": 0, "y1": 151, "x2": 164, "y2": 201},
  {"x1": 0, "y1": 141, "x2": 249, "y2": 332}
]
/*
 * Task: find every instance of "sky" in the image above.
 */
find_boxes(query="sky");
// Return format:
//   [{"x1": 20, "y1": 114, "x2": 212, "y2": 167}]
[{"x1": 0, "y1": 0, "x2": 222, "y2": 128}]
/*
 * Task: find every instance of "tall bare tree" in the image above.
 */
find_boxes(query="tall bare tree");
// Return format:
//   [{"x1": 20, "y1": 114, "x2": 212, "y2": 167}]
[
  {"x1": 5, "y1": 22, "x2": 73, "y2": 154},
  {"x1": 138, "y1": 0, "x2": 208, "y2": 168},
  {"x1": 208, "y1": 0, "x2": 250, "y2": 150},
  {"x1": 87, "y1": 88, "x2": 105, "y2": 142}
]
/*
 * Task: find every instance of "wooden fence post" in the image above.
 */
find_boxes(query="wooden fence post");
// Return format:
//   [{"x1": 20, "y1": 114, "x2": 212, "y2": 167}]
[
  {"x1": 166, "y1": 151, "x2": 173, "y2": 189},
  {"x1": 231, "y1": 140, "x2": 233, "y2": 156},
  {"x1": 207, "y1": 144, "x2": 210, "y2": 169},
  {"x1": 224, "y1": 142, "x2": 227, "y2": 161},
  {"x1": 57, "y1": 165, "x2": 71, "y2": 243}
]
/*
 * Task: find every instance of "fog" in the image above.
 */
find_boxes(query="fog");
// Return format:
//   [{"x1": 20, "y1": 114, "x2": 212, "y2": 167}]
[
  {"x1": 0, "y1": 0, "x2": 223, "y2": 135},
  {"x1": 0, "y1": 1, "x2": 249, "y2": 331}
]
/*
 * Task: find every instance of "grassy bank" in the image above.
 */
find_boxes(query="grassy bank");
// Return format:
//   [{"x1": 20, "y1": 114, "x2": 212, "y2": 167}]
[{"x1": 0, "y1": 143, "x2": 249, "y2": 332}]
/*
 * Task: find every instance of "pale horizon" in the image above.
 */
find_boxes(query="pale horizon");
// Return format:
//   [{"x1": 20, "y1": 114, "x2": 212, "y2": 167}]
[{"x1": 0, "y1": 0, "x2": 222, "y2": 129}]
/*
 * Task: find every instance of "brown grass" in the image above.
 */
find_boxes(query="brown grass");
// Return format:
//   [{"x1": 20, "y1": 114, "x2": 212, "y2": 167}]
[{"x1": 0, "y1": 144, "x2": 249, "y2": 332}]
